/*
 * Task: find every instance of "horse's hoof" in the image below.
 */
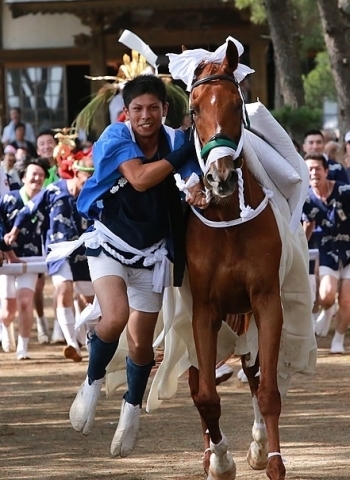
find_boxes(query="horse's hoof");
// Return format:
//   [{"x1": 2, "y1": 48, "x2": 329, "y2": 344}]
[
  {"x1": 247, "y1": 446, "x2": 268, "y2": 470},
  {"x1": 208, "y1": 453, "x2": 236, "y2": 480}
]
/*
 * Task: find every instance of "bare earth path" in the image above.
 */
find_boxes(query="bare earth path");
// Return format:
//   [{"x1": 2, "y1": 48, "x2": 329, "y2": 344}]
[{"x1": 0, "y1": 289, "x2": 349, "y2": 480}]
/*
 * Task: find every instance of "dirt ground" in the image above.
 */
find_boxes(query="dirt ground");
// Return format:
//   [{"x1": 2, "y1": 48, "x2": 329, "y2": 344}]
[{"x1": 0, "y1": 282, "x2": 350, "y2": 480}]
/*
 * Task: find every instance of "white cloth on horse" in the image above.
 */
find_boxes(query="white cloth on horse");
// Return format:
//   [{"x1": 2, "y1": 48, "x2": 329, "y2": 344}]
[
  {"x1": 245, "y1": 101, "x2": 310, "y2": 234},
  {"x1": 46, "y1": 220, "x2": 171, "y2": 296},
  {"x1": 167, "y1": 36, "x2": 255, "y2": 91}
]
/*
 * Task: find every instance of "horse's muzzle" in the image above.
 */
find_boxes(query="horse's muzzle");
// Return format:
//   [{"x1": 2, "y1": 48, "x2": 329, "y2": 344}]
[{"x1": 205, "y1": 168, "x2": 238, "y2": 198}]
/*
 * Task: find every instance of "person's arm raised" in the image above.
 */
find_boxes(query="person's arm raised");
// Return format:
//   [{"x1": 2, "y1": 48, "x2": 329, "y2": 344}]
[{"x1": 118, "y1": 140, "x2": 196, "y2": 192}]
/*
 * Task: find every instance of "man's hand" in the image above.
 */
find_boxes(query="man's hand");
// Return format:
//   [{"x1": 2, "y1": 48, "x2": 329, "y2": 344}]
[
  {"x1": 186, "y1": 183, "x2": 210, "y2": 209},
  {"x1": 4, "y1": 250, "x2": 24, "y2": 264},
  {"x1": 4, "y1": 227, "x2": 19, "y2": 246}
]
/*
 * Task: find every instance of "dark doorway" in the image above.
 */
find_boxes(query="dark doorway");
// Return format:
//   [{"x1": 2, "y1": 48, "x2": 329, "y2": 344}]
[{"x1": 66, "y1": 65, "x2": 91, "y2": 126}]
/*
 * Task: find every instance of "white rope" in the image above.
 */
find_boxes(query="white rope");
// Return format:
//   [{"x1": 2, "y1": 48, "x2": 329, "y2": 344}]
[
  {"x1": 47, "y1": 220, "x2": 171, "y2": 293},
  {"x1": 190, "y1": 191, "x2": 271, "y2": 228},
  {"x1": 174, "y1": 172, "x2": 201, "y2": 200}
]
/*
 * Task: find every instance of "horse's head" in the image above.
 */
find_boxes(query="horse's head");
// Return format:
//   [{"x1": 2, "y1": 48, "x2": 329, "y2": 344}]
[{"x1": 190, "y1": 40, "x2": 245, "y2": 198}]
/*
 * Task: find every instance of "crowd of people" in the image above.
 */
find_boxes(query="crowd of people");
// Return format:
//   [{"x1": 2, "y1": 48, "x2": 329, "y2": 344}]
[{"x1": 1, "y1": 75, "x2": 350, "y2": 460}]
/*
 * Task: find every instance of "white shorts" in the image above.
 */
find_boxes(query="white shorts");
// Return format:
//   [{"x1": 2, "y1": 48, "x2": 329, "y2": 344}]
[
  {"x1": 51, "y1": 260, "x2": 94, "y2": 297},
  {"x1": 88, "y1": 251, "x2": 163, "y2": 313},
  {"x1": 0, "y1": 273, "x2": 38, "y2": 299},
  {"x1": 319, "y1": 264, "x2": 350, "y2": 280}
]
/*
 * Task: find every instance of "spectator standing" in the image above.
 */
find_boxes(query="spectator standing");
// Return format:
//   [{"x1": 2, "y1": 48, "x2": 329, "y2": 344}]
[
  {"x1": 2, "y1": 145, "x2": 21, "y2": 187},
  {"x1": 10, "y1": 123, "x2": 38, "y2": 159},
  {"x1": 1, "y1": 108, "x2": 35, "y2": 147},
  {"x1": 0, "y1": 157, "x2": 50, "y2": 359},
  {"x1": 302, "y1": 129, "x2": 348, "y2": 183},
  {"x1": 4, "y1": 156, "x2": 95, "y2": 362}
]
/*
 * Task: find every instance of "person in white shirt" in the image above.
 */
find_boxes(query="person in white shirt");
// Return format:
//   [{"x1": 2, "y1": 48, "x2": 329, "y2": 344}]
[{"x1": 1, "y1": 107, "x2": 36, "y2": 146}]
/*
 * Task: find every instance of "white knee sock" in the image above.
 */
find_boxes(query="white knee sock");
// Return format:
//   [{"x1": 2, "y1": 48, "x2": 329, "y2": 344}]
[
  {"x1": 17, "y1": 335, "x2": 29, "y2": 354},
  {"x1": 56, "y1": 307, "x2": 79, "y2": 349}
]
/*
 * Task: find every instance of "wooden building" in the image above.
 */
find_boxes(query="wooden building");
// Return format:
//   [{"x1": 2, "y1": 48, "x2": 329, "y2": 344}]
[{"x1": 0, "y1": 0, "x2": 271, "y2": 135}]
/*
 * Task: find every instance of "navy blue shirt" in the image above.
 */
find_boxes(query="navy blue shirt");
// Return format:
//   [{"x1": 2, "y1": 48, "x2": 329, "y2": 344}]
[
  {"x1": 14, "y1": 180, "x2": 91, "y2": 280},
  {"x1": 303, "y1": 182, "x2": 350, "y2": 270}
]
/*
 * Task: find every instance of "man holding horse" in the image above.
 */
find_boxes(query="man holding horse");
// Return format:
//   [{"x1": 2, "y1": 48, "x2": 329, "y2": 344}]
[
  {"x1": 63, "y1": 74, "x2": 202, "y2": 457},
  {"x1": 303, "y1": 152, "x2": 350, "y2": 354}
]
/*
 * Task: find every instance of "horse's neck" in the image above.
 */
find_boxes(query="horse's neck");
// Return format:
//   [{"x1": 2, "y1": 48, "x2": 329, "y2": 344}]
[{"x1": 239, "y1": 163, "x2": 264, "y2": 207}]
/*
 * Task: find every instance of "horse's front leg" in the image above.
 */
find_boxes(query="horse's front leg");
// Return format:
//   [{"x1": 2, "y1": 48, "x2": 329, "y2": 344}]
[
  {"x1": 253, "y1": 291, "x2": 286, "y2": 480},
  {"x1": 241, "y1": 355, "x2": 268, "y2": 470},
  {"x1": 188, "y1": 366, "x2": 211, "y2": 475},
  {"x1": 192, "y1": 305, "x2": 236, "y2": 480}
]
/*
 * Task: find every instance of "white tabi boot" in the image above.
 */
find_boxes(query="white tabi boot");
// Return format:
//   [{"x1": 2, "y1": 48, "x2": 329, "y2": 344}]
[
  {"x1": 69, "y1": 376, "x2": 103, "y2": 435},
  {"x1": 110, "y1": 399, "x2": 141, "y2": 457}
]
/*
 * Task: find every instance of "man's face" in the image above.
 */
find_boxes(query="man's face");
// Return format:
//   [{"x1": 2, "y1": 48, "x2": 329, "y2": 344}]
[
  {"x1": 124, "y1": 94, "x2": 168, "y2": 139},
  {"x1": 4, "y1": 153, "x2": 16, "y2": 169},
  {"x1": 15, "y1": 126, "x2": 25, "y2": 141},
  {"x1": 306, "y1": 159, "x2": 328, "y2": 189},
  {"x1": 10, "y1": 109, "x2": 20, "y2": 123},
  {"x1": 303, "y1": 134, "x2": 324, "y2": 155},
  {"x1": 36, "y1": 134, "x2": 56, "y2": 159},
  {"x1": 23, "y1": 164, "x2": 46, "y2": 194}
]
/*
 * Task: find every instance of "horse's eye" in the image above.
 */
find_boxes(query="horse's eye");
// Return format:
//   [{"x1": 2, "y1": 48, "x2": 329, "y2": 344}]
[{"x1": 190, "y1": 108, "x2": 197, "y2": 116}]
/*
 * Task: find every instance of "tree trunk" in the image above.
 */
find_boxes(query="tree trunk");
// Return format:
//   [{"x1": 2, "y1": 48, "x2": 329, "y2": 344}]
[
  {"x1": 317, "y1": 0, "x2": 350, "y2": 139},
  {"x1": 263, "y1": 0, "x2": 305, "y2": 108}
]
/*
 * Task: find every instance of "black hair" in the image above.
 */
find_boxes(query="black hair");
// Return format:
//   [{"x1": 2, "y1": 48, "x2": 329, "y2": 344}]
[
  {"x1": 14, "y1": 122, "x2": 26, "y2": 132},
  {"x1": 122, "y1": 75, "x2": 167, "y2": 108},
  {"x1": 303, "y1": 129, "x2": 324, "y2": 141},
  {"x1": 15, "y1": 155, "x2": 51, "y2": 180},
  {"x1": 304, "y1": 152, "x2": 328, "y2": 170},
  {"x1": 36, "y1": 129, "x2": 56, "y2": 143},
  {"x1": 10, "y1": 107, "x2": 21, "y2": 114}
]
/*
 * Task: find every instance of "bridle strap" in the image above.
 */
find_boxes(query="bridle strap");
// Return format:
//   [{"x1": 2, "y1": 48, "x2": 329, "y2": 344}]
[{"x1": 191, "y1": 74, "x2": 239, "y2": 90}]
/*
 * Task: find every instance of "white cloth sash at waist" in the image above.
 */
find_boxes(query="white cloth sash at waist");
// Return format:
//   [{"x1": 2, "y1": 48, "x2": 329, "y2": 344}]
[{"x1": 46, "y1": 220, "x2": 171, "y2": 293}]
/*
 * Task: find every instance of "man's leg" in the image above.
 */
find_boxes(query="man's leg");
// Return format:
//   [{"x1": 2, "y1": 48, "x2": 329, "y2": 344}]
[
  {"x1": 316, "y1": 270, "x2": 338, "y2": 338},
  {"x1": 0, "y1": 275, "x2": 17, "y2": 352},
  {"x1": 54, "y1": 279, "x2": 82, "y2": 362},
  {"x1": 16, "y1": 287, "x2": 35, "y2": 360},
  {"x1": 34, "y1": 274, "x2": 49, "y2": 344},
  {"x1": 110, "y1": 266, "x2": 162, "y2": 458},
  {"x1": 70, "y1": 270, "x2": 129, "y2": 435},
  {"x1": 14, "y1": 273, "x2": 38, "y2": 359},
  {"x1": 330, "y1": 275, "x2": 350, "y2": 354}
]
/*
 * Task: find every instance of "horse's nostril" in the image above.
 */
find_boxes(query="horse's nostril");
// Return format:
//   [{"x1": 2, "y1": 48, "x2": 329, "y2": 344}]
[
  {"x1": 206, "y1": 173, "x2": 214, "y2": 184},
  {"x1": 228, "y1": 170, "x2": 238, "y2": 185}
]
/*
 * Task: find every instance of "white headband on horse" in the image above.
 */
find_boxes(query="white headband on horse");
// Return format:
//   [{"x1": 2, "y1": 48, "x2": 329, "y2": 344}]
[{"x1": 167, "y1": 36, "x2": 255, "y2": 91}]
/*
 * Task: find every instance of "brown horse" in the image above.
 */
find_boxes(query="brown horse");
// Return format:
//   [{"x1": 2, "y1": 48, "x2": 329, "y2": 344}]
[{"x1": 185, "y1": 40, "x2": 286, "y2": 480}]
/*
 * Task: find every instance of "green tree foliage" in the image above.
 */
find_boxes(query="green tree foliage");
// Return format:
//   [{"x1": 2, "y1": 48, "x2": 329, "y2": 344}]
[
  {"x1": 303, "y1": 51, "x2": 336, "y2": 109},
  {"x1": 233, "y1": 0, "x2": 266, "y2": 23},
  {"x1": 271, "y1": 105, "x2": 322, "y2": 142}
]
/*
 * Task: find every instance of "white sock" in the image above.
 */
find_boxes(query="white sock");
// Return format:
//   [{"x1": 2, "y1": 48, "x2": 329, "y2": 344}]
[
  {"x1": 333, "y1": 331, "x2": 345, "y2": 344},
  {"x1": 17, "y1": 335, "x2": 29, "y2": 353},
  {"x1": 56, "y1": 307, "x2": 79, "y2": 350}
]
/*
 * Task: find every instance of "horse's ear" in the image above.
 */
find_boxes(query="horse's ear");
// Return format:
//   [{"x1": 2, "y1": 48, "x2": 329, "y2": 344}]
[
  {"x1": 182, "y1": 45, "x2": 187, "y2": 52},
  {"x1": 221, "y1": 40, "x2": 239, "y2": 74}
]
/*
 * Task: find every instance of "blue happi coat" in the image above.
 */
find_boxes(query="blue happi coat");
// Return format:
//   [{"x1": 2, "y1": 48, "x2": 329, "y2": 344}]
[
  {"x1": 303, "y1": 182, "x2": 350, "y2": 270},
  {"x1": 0, "y1": 189, "x2": 43, "y2": 258},
  {"x1": 14, "y1": 180, "x2": 91, "y2": 280}
]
